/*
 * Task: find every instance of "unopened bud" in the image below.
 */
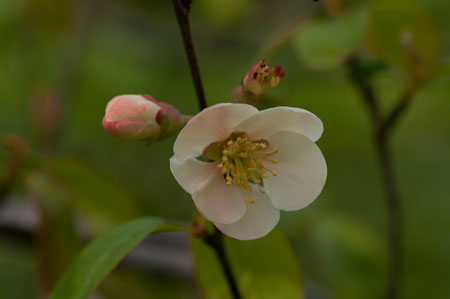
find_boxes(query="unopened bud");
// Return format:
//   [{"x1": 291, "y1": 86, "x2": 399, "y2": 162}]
[
  {"x1": 102, "y1": 94, "x2": 188, "y2": 143},
  {"x1": 232, "y1": 60, "x2": 285, "y2": 104}
]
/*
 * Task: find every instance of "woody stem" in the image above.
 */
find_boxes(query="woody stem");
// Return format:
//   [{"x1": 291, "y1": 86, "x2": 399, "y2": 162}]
[{"x1": 172, "y1": 1, "x2": 242, "y2": 298}]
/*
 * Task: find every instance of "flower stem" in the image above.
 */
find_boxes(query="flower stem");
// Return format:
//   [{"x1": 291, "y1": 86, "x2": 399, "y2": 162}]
[
  {"x1": 172, "y1": 0, "x2": 208, "y2": 110},
  {"x1": 346, "y1": 56, "x2": 411, "y2": 299},
  {"x1": 172, "y1": 1, "x2": 242, "y2": 298},
  {"x1": 203, "y1": 227, "x2": 242, "y2": 299}
]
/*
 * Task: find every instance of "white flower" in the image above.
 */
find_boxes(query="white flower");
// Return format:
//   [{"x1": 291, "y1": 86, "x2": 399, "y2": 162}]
[{"x1": 170, "y1": 103, "x2": 327, "y2": 240}]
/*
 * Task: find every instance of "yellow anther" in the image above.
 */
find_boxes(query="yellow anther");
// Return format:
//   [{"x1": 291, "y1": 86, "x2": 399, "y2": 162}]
[
  {"x1": 271, "y1": 158, "x2": 279, "y2": 164},
  {"x1": 217, "y1": 132, "x2": 280, "y2": 203},
  {"x1": 271, "y1": 170, "x2": 277, "y2": 176},
  {"x1": 243, "y1": 196, "x2": 255, "y2": 204}
]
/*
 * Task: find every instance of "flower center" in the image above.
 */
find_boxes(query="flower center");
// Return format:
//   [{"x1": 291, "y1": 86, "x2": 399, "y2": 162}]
[{"x1": 216, "y1": 132, "x2": 279, "y2": 203}]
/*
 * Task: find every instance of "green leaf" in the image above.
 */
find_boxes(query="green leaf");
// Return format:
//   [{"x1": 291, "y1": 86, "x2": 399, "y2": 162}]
[
  {"x1": 44, "y1": 157, "x2": 137, "y2": 233},
  {"x1": 292, "y1": 10, "x2": 367, "y2": 70},
  {"x1": 197, "y1": 0, "x2": 256, "y2": 27},
  {"x1": 0, "y1": 240, "x2": 40, "y2": 299},
  {"x1": 50, "y1": 217, "x2": 186, "y2": 299},
  {"x1": 366, "y1": 2, "x2": 441, "y2": 76},
  {"x1": 290, "y1": 213, "x2": 388, "y2": 299},
  {"x1": 191, "y1": 230, "x2": 303, "y2": 299},
  {"x1": 26, "y1": 172, "x2": 81, "y2": 292}
]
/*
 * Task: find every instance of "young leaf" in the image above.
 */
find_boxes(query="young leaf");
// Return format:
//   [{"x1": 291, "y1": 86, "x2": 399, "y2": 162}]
[
  {"x1": 49, "y1": 217, "x2": 186, "y2": 299},
  {"x1": 191, "y1": 229, "x2": 303, "y2": 299},
  {"x1": 292, "y1": 10, "x2": 367, "y2": 70},
  {"x1": 366, "y1": 2, "x2": 440, "y2": 78}
]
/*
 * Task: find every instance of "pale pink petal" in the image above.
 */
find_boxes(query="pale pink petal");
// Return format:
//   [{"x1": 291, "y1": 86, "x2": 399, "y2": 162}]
[
  {"x1": 215, "y1": 189, "x2": 280, "y2": 240},
  {"x1": 105, "y1": 95, "x2": 160, "y2": 122},
  {"x1": 234, "y1": 106, "x2": 323, "y2": 142},
  {"x1": 169, "y1": 156, "x2": 218, "y2": 194},
  {"x1": 264, "y1": 131, "x2": 327, "y2": 211},
  {"x1": 174, "y1": 103, "x2": 258, "y2": 162},
  {"x1": 102, "y1": 120, "x2": 159, "y2": 139},
  {"x1": 193, "y1": 171, "x2": 246, "y2": 224}
]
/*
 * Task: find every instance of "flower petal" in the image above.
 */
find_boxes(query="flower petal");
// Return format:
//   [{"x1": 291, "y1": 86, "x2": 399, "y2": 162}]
[
  {"x1": 170, "y1": 156, "x2": 218, "y2": 194},
  {"x1": 264, "y1": 131, "x2": 327, "y2": 211},
  {"x1": 234, "y1": 106, "x2": 323, "y2": 142},
  {"x1": 174, "y1": 103, "x2": 258, "y2": 162},
  {"x1": 216, "y1": 189, "x2": 280, "y2": 240},
  {"x1": 193, "y1": 172, "x2": 246, "y2": 224}
]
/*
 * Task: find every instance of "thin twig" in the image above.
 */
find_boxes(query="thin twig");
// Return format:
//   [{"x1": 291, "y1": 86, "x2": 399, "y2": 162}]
[
  {"x1": 346, "y1": 56, "x2": 408, "y2": 299},
  {"x1": 172, "y1": 0, "x2": 208, "y2": 110},
  {"x1": 203, "y1": 228, "x2": 242, "y2": 299},
  {"x1": 346, "y1": 56, "x2": 382, "y2": 126},
  {"x1": 383, "y1": 90, "x2": 413, "y2": 135},
  {"x1": 172, "y1": 1, "x2": 242, "y2": 298},
  {"x1": 375, "y1": 133, "x2": 402, "y2": 299}
]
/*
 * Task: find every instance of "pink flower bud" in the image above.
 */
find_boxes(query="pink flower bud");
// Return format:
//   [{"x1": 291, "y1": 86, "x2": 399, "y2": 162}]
[
  {"x1": 102, "y1": 94, "x2": 186, "y2": 142},
  {"x1": 232, "y1": 60, "x2": 285, "y2": 104}
]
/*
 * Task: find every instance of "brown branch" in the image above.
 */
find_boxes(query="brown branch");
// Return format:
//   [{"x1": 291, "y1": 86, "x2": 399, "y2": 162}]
[
  {"x1": 172, "y1": 1, "x2": 241, "y2": 298},
  {"x1": 203, "y1": 227, "x2": 242, "y2": 299},
  {"x1": 172, "y1": 0, "x2": 208, "y2": 110},
  {"x1": 382, "y1": 90, "x2": 413, "y2": 136},
  {"x1": 346, "y1": 56, "x2": 409, "y2": 299}
]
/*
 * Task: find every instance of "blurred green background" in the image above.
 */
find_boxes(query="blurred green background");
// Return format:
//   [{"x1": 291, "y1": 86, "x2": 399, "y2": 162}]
[{"x1": 0, "y1": 0, "x2": 449, "y2": 298}]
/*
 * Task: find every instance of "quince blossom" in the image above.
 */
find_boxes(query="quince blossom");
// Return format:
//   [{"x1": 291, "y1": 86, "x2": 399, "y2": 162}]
[{"x1": 170, "y1": 103, "x2": 327, "y2": 240}]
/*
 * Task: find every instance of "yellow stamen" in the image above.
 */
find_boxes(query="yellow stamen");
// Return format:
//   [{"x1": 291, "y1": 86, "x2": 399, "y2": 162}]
[
  {"x1": 244, "y1": 196, "x2": 255, "y2": 204},
  {"x1": 216, "y1": 132, "x2": 279, "y2": 202}
]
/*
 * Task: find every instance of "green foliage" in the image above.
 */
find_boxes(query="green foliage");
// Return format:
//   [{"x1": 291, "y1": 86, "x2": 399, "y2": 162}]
[
  {"x1": 292, "y1": 10, "x2": 367, "y2": 70},
  {"x1": 366, "y1": 2, "x2": 441, "y2": 76},
  {"x1": 50, "y1": 217, "x2": 186, "y2": 299},
  {"x1": 0, "y1": 241, "x2": 40, "y2": 299},
  {"x1": 313, "y1": 215, "x2": 387, "y2": 299},
  {"x1": 99, "y1": 269, "x2": 197, "y2": 299},
  {"x1": 44, "y1": 157, "x2": 137, "y2": 234},
  {"x1": 26, "y1": 171, "x2": 81, "y2": 292},
  {"x1": 191, "y1": 230, "x2": 303, "y2": 299},
  {"x1": 290, "y1": 213, "x2": 388, "y2": 299},
  {"x1": 196, "y1": 0, "x2": 255, "y2": 27},
  {"x1": 0, "y1": 1, "x2": 449, "y2": 298}
]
